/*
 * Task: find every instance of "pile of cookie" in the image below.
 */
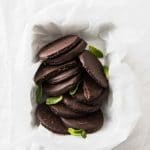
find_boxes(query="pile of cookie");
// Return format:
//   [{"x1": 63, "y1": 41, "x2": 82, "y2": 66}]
[{"x1": 34, "y1": 35, "x2": 109, "y2": 137}]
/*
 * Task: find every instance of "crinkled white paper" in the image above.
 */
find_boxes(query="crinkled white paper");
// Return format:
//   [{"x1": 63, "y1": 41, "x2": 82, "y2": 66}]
[{"x1": 8, "y1": 1, "x2": 140, "y2": 150}]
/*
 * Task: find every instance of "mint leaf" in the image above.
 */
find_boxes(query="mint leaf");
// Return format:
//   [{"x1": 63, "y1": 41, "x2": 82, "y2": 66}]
[
  {"x1": 103, "y1": 65, "x2": 109, "y2": 79},
  {"x1": 88, "y1": 45, "x2": 104, "y2": 58},
  {"x1": 35, "y1": 86, "x2": 42, "y2": 104},
  {"x1": 69, "y1": 81, "x2": 82, "y2": 96},
  {"x1": 81, "y1": 130, "x2": 87, "y2": 138},
  {"x1": 68, "y1": 128, "x2": 87, "y2": 138},
  {"x1": 46, "y1": 96, "x2": 63, "y2": 105}
]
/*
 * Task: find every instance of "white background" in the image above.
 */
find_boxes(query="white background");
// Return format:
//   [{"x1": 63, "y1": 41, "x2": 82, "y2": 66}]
[{"x1": 0, "y1": 0, "x2": 150, "y2": 149}]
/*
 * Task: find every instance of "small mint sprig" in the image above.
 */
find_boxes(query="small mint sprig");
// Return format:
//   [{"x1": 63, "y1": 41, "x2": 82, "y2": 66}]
[
  {"x1": 68, "y1": 128, "x2": 87, "y2": 138},
  {"x1": 46, "y1": 96, "x2": 63, "y2": 105},
  {"x1": 103, "y1": 65, "x2": 109, "y2": 79},
  {"x1": 88, "y1": 45, "x2": 104, "y2": 58},
  {"x1": 69, "y1": 81, "x2": 82, "y2": 96},
  {"x1": 35, "y1": 86, "x2": 42, "y2": 104}
]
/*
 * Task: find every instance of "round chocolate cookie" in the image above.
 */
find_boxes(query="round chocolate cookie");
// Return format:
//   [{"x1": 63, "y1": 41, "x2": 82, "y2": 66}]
[
  {"x1": 34, "y1": 60, "x2": 77, "y2": 84},
  {"x1": 63, "y1": 96, "x2": 101, "y2": 113},
  {"x1": 46, "y1": 40, "x2": 87, "y2": 65},
  {"x1": 43, "y1": 74, "x2": 81, "y2": 96},
  {"x1": 82, "y1": 73, "x2": 103, "y2": 101},
  {"x1": 79, "y1": 50, "x2": 108, "y2": 87},
  {"x1": 38, "y1": 35, "x2": 81, "y2": 60},
  {"x1": 36, "y1": 103, "x2": 68, "y2": 134},
  {"x1": 72, "y1": 73, "x2": 103, "y2": 102},
  {"x1": 50, "y1": 103, "x2": 85, "y2": 118},
  {"x1": 61, "y1": 110, "x2": 103, "y2": 133},
  {"x1": 48, "y1": 66, "x2": 80, "y2": 84},
  {"x1": 72, "y1": 88, "x2": 85, "y2": 101},
  {"x1": 84, "y1": 88, "x2": 109, "y2": 106},
  {"x1": 73, "y1": 88, "x2": 109, "y2": 106}
]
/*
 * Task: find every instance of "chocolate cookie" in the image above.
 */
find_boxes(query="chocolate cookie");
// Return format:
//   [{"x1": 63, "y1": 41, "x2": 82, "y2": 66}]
[
  {"x1": 36, "y1": 103, "x2": 68, "y2": 134},
  {"x1": 89, "y1": 88, "x2": 109, "y2": 105},
  {"x1": 38, "y1": 35, "x2": 81, "y2": 60},
  {"x1": 43, "y1": 74, "x2": 81, "y2": 96},
  {"x1": 50, "y1": 103, "x2": 85, "y2": 118},
  {"x1": 73, "y1": 87, "x2": 109, "y2": 106},
  {"x1": 72, "y1": 88, "x2": 85, "y2": 101},
  {"x1": 63, "y1": 96, "x2": 101, "y2": 113},
  {"x1": 46, "y1": 40, "x2": 87, "y2": 65},
  {"x1": 61, "y1": 110, "x2": 103, "y2": 133},
  {"x1": 34, "y1": 60, "x2": 77, "y2": 84},
  {"x1": 48, "y1": 66, "x2": 80, "y2": 84},
  {"x1": 79, "y1": 50, "x2": 108, "y2": 87},
  {"x1": 84, "y1": 88, "x2": 109, "y2": 106},
  {"x1": 72, "y1": 73, "x2": 103, "y2": 102},
  {"x1": 82, "y1": 73, "x2": 103, "y2": 101}
]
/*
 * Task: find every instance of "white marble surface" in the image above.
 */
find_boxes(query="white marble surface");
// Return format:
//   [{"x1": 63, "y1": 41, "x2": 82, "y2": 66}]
[{"x1": 0, "y1": 0, "x2": 150, "y2": 149}]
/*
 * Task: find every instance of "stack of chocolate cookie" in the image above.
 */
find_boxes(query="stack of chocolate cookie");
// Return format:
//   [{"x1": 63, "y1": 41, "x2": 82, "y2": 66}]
[{"x1": 34, "y1": 35, "x2": 109, "y2": 136}]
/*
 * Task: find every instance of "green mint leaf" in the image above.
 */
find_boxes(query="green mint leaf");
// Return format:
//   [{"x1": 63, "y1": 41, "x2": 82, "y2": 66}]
[
  {"x1": 68, "y1": 128, "x2": 87, "y2": 139},
  {"x1": 69, "y1": 81, "x2": 82, "y2": 96},
  {"x1": 46, "y1": 96, "x2": 63, "y2": 105},
  {"x1": 81, "y1": 130, "x2": 87, "y2": 138},
  {"x1": 88, "y1": 45, "x2": 104, "y2": 58},
  {"x1": 103, "y1": 65, "x2": 109, "y2": 79},
  {"x1": 35, "y1": 86, "x2": 42, "y2": 104}
]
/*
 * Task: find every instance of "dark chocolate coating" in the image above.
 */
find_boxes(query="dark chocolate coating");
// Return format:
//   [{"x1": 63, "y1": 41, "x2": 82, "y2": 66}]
[
  {"x1": 63, "y1": 96, "x2": 101, "y2": 113},
  {"x1": 46, "y1": 40, "x2": 87, "y2": 65},
  {"x1": 72, "y1": 88, "x2": 85, "y2": 101},
  {"x1": 82, "y1": 73, "x2": 103, "y2": 101},
  {"x1": 73, "y1": 88, "x2": 109, "y2": 106},
  {"x1": 48, "y1": 66, "x2": 80, "y2": 84},
  {"x1": 84, "y1": 88, "x2": 109, "y2": 106},
  {"x1": 34, "y1": 60, "x2": 77, "y2": 84},
  {"x1": 61, "y1": 110, "x2": 103, "y2": 133},
  {"x1": 50, "y1": 103, "x2": 85, "y2": 118},
  {"x1": 72, "y1": 73, "x2": 103, "y2": 102},
  {"x1": 38, "y1": 35, "x2": 81, "y2": 60},
  {"x1": 36, "y1": 103, "x2": 68, "y2": 134},
  {"x1": 43, "y1": 74, "x2": 81, "y2": 96},
  {"x1": 79, "y1": 50, "x2": 108, "y2": 87}
]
